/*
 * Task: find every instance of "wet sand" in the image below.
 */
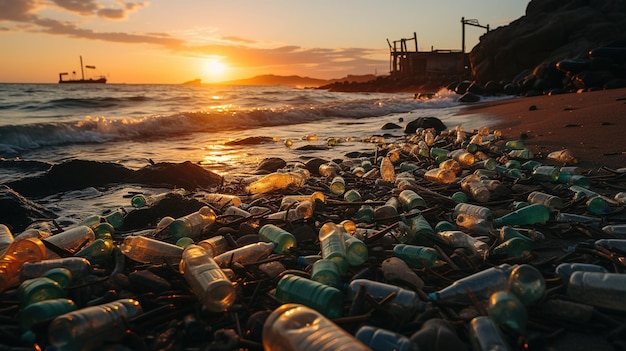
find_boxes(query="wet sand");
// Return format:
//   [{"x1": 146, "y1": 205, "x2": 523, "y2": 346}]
[{"x1": 458, "y1": 88, "x2": 626, "y2": 169}]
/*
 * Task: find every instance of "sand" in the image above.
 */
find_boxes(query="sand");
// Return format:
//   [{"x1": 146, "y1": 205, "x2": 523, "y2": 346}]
[{"x1": 458, "y1": 88, "x2": 626, "y2": 169}]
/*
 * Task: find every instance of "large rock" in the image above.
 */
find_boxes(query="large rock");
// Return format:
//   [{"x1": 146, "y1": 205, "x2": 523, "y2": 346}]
[
  {"x1": 470, "y1": 0, "x2": 626, "y2": 83},
  {"x1": 404, "y1": 117, "x2": 447, "y2": 134}
]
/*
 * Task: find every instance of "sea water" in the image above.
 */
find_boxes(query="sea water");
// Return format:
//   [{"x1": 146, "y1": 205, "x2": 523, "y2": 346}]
[{"x1": 0, "y1": 83, "x2": 506, "y2": 222}]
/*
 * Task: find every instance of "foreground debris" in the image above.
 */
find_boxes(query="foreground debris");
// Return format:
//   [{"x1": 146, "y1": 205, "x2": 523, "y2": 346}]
[{"x1": 1, "y1": 122, "x2": 626, "y2": 351}]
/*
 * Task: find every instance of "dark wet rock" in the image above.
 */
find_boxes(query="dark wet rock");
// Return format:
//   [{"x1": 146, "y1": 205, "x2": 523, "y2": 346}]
[
  {"x1": 605, "y1": 78, "x2": 626, "y2": 89},
  {"x1": 224, "y1": 136, "x2": 275, "y2": 145},
  {"x1": 382, "y1": 122, "x2": 402, "y2": 130},
  {"x1": 466, "y1": 82, "x2": 486, "y2": 95},
  {"x1": 0, "y1": 159, "x2": 52, "y2": 171},
  {"x1": 130, "y1": 161, "x2": 223, "y2": 190},
  {"x1": 404, "y1": 117, "x2": 447, "y2": 134},
  {"x1": 0, "y1": 185, "x2": 57, "y2": 233},
  {"x1": 295, "y1": 145, "x2": 329, "y2": 151},
  {"x1": 454, "y1": 80, "x2": 473, "y2": 94},
  {"x1": 458, "y1": 92, "x2": 481, "y2": 103},
  {"x1": 255, "y1": 157, "x2": 287, "y2": 173},
  {"x1": 120, "y1": 192, "x2": 207, "y2": 231},
  {"x1": 529, "y1": 105, "x2": 538, "y2": 111},
  {"x1": 381, "y1": 257, "x2": 424, "y2": 290}
]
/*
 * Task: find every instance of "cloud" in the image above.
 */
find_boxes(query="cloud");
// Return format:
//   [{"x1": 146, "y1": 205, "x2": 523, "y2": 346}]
[
  {"x1": 0, "y1": 0, "x2": 40, "y2": 21},
  {"x1": 49, "y1": 0, "x2": 147, "y2": 19}
]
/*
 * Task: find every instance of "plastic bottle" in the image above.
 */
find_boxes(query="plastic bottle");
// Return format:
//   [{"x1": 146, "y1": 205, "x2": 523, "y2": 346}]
[
  {"x1": 319, "y1": 161, "x2": 341, "y2": 177},
  {"x1": 429, "y1": 264, "x2": 513, "y2": 304},
  {"x1": 491, "y1": 238, "x2": 533, "y2": 259},
  {"x1": 555, "y1": 212, "x2": 601, "y2": 228},
  {"x1": 567, "y1": 271, "x2": 626, "y2": 312},
  {"x1": 435, "y1": 220, "x2": 456, "y2": 232},
  {"x1": 44, "y1": 225, "x2": 95, "y2": 258},
  {"x1": 374, "y1": 197, "x2": 399, "y2": 220},
  {"x1": 439, "y1": 159, "x2": 462, "y2": 175},
  {"x1": 555, "y1": 262, "x2": 607, "y2": 281},
  {"x1": 453, "y1": 203, "x2": 493, "y2": 221},
  {"x1": 169, "y1": 206, "x2": 217, "y2": 239},
  {"x1": 259, "y1": 224, "x2": 297, "y2": 254},
  {"x1": 547, "y1": 149, "x2": 578, "y2": 165},
  {"x1": 586, "y1": 196, "x2": 612, "y2": 215},
  {"x1": 245, "y1": 171, "x2": 307, "y2": 194},
  {"x1": 448, "y1": 149, "x2": 475, "y2": 167},
  {"x1": 355, "y1": 325, "x2": 416, "y2": 351},
  {"x1": 344, "y1": 233, "x2": 368, "y2": 266},
  {"x1": 348, "y1": 279, "x2": 422, "y2": 314},
  {"x1": 0, "y1": 238, "x2": 47, "y2": 292},
  {"x1": 393, "y1": 244, "x2": 438, "y2": 268},
  {"x1": 508, "y1": 264, "x2": 545, "y2": 306},
  {"x1": 354, "y1": 204, "x2": 374, "y2": 223},
  {"x1": 75, "y1": 237, "x2": 114, "y2": 264},
  {"x1": 532, "y1": 166, "x2": 560, "y2": 182},
  {"x1": 0, "y1": 224, "x2": 14, "y2": 257},
  {"x1": 602, "y1": 224, "x2": 626, "y2": 235},
  {"x1": 487, "y1": 291, "x2": 527, "y2": 333},
  {"x1": 20, "y1": 257, "x2": 91, "y2": 282},
  {"x1": 203, "y1": 193, "x2": 242, "y2": 208},
  {"x1": 330, "y1": 176, "x2": 346, "y2": 195},
  {"x1": 344, "y1": 189, "x2": 362, "y2": 202},
  {"x1": 18, "y1": 298, "x2": 77, "y2": 332},
  {"x1": 180, "y1": 244, "x2": 236, "y2": 312},
  {"x1": 397, "y1": 210, "x2": 435, "y2": 245},
  {"x1": 119, "y1": 235, "x2": 183, "y2": 265},
  {"x1": 508, "y1": 148, "x2": 534, "y2": 159},
  {"x1": 311, "y1": 259, "x2": 341, "y2": 288},
  {"x1": 505, "y1": 140, "x2": 525, "y2": 150},
  {"x1": 451, "y1": 191, "x2": 468, "y2": 203},
  {"x1": 594, "y1": 239, "x2": 626, "y2": 254},
  {"x1": 48, "y1": 299, "x2": 142, "y2": 351},
  {"x1": 318, "y1": 222, "x2": 348, "y2": 274},
  {"x1": 423, "y1": 168, "x2": 456, "y2": 184},
  {"x1": 197, "y1": 236, "x2": 231, "y2": 257},
  {"x1": 18, "y1": 277, "x2": 66, "y2": 307},
  {"x1": 493, "y1": 203, "x2": 550, "y2": 227},
  {"x1": 398, "y1": 189, "x2": 427, "y2": 211},
  {"x1": 213, "y1": 242, "x2": 275, "y2": 267},
  {"x1": 434, "y1": 231, "x2": 489, "y2": 257},
  {"x1": 615, "y1": 192, "x2": 626, "y2": 204},
  {"x1": 262, "y1": 304, "x2": 370, "y2": 351},
  {"x1": 429, "y1": 147, "x2": 449, "y2": 163},
  {"x1": 527, "y1": 191, "x2": 563, "y2": 210},
  {"x1": 469, "y1": 316, "x2": 512, "y2": 351},
  {"x1": 379, "y1": 156, "x2": 395, "y2": 183},
  {"x1": 276, "y1": 274, "x2": 343, "y2": 319}
]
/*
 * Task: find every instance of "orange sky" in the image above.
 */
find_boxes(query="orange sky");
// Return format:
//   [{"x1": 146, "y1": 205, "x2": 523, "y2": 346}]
[{"x1": 0, "y1": 0, "x2": 529, "y2": 84}]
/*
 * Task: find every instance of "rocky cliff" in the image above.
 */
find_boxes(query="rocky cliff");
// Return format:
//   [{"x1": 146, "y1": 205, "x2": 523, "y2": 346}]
[{"x1": 470, "y1": 0, "x2": 626, "y2": 84}]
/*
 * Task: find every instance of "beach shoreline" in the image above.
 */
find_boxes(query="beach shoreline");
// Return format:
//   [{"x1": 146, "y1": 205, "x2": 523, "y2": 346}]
[{"x1": 457, "y1": 88, "x2": 626, "y2": 169}]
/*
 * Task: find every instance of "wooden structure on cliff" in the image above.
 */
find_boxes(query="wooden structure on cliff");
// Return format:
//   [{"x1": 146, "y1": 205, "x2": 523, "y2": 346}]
[{"x1": 388, "y1": 18, "x2": 489, "y2": 80}]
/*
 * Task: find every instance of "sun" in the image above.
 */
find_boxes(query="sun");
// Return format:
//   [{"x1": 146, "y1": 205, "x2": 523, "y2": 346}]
[{"x1": 203, "y1": 58, "x2": 228, "y2": 80}]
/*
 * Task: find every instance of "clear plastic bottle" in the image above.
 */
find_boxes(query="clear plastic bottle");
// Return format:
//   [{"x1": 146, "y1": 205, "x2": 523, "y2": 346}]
[
  {"x1": 262, "y1": 304, "x2": 370, "y2": 351},
  {"x1": 423, "y1": 168, "x2": 456, "y2": 184},
  {"x1": 355, "y1": 325, "x2": 416, "y2": 351},
  {"x1": 493, "y1": 204, "x2": 550, "y2": 227},
  {"x1": 0, "y1": 224, "x2": 14, "y2": 257},
  {"x1": 348, "y1": 279, "x2": 421, "y2": 314},
  {"x1": 203, "y1": 193, "x2": 242, "y2": 208},
  {"x1": 453, "y1": 203, "x2": 493, "y2": 221},
  {"x1": 448, "y1": 149, "x2": 475, "y2": 167},
  {"x1": 527, "y1": 191, "x2": 563, "y2": 210},
  {"x1": 119, "y1": 235, "x2": 183, "y2": 265},
  {"x1": 469, "y1": 316, "x2": 512, "y2": 351},
  {"x1": 318, "y1": 222, "x2": 348, "y2": 274},
  {"x1": 398, "y1": 189, "x2": 427, "y2": 211},
  {"x1": 532, "y1": 165, "x2": 560, "y2": 182},
  {"x1": 0, "y1": 238, "x2": 47, "y2": 292},
  {"x1": 393, "y1": 244, "x2": 438, "y2": 268},
  {"x1": 169, "y1": 206, "x2": 217, "y2": 239},
  {"x1": 48, "y1": 299, "x2": 143, "y2": 351},
  {"x1": 20, "y1": 257, "x2": 91, "y2": 282},
  {"x1": 44, "y1": 225, "x2": 95, "y2": 258},
  {"x1": 311, "y1": 259, "x2": 341, "y2": 288},
  {"x1": 555, "y1": 262, "x2": 607, "y2": 281},
  {"x1": 601, "y1": 224, "x2": 626, "y2": 235},
  {"x1": 567, "y1": 271, "x2": 626, "y2": 312},
  {"x1": 197, "y1": 235, "x2": 231, "y2": 257},
  {"x1": 397, "y1": 210, "x2": 435, "y2": 245},
  {"x1": 460, "y1": 174, "x2": 490, "y2": 203},
  {"x1": 434, "y1": 230, "x2": 489, "y2": 257},
  {"x1": 380, "y1": 156, "x2": 395, "y2": 183},
  {"x1": 180, "y1": 244, "x2": 236, "y2": 312},
  {"x1": 428, "y1": 264, "x2": 513, "y2": 304},
  {"x1": 213, "y1": 242, "x2": 275, "y2": 267},
  {"x1": 259, "y1": 224, "x2": 297, "y2": 254},
  {"x1": 245, "y1": 171, "x2": 307, "y2": 194},
  {"x1": 276, "y1": 274, "x2": 343, "y2": 319},
  {"x1": 594, "y1": 239, "x2": 626, "y2": 254},
  {"x1": 281, "y1": 192, "x2": 326, "y2": 209}
]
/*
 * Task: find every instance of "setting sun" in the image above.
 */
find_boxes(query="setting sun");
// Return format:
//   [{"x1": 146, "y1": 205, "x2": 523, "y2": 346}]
[{"x1": 203, "y1": 58, "x2": 228, "y2": 81}]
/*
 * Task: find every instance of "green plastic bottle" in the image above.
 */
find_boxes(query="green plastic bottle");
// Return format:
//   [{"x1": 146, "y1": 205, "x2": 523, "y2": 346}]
[
  {"x1": 393, "y1": 244, "x2": 438, "y2": 268},
  {"x1": 493, "y1": 204, "x2": 550, "y2": 227},
  {"x1": 276, "y1": 274, "x2": 343, "y2": 319},
  {"x1": 259, "y1": 224, "x2": 297, "y2": 254}
]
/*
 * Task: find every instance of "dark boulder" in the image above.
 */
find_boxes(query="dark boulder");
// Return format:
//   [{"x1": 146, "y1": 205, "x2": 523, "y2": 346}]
[
  {"x1": 458, "y1": 92, "x2": 481, "y2": 103},
  {"x1": 0, "y1": 186, "x2": 57, "y2": 233},
  {"x1": 381, "y1": 122, "x2": 402, "y2": 130},
  {"x1": 129, "y1": 161, "x2": 223, "y2": 190},
  {"x1": 255, "y1": 158, "x2": 287, "y2": 174},
  {"x1": 404, "y1": 117, "x2": 447, "y2": 134}
]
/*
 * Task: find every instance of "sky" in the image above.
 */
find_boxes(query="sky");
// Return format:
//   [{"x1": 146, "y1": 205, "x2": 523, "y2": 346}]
[{"x1": 0, "y1": 0, "x2": 530, "y2": 84}]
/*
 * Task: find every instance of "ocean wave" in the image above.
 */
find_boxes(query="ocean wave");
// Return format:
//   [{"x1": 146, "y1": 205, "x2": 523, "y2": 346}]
[{"x1": 0, "y1": 89, "x2": 463, "y2": 156}]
